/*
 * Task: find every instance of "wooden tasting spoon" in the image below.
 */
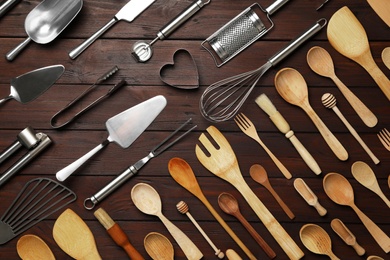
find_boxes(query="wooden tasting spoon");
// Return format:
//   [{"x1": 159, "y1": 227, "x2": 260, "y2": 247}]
[
  {"x1": 249, "y1": 164, "x2": 295, "y2": 219},
  {"x1": 307, "y1": 46, "x2": 377, "y2": 127},
  {"x1": 17, "y1": 234, "x2": 55, "y2": 260},
  {"x1": 382, "y1": 47, "x2": 390, "y2": 70},
  {"x1": 300, "y1": 223, "x2": 340, "y2": 260},
  {"x1": 274, "y1": 67, "x2": 348, "y2": 161},
  {"x1": 330, "y1": 218, "x2": 365, "y2": 256},
  {"x1": 327, "y1": 6, "x2": 390, "y2": 100},
  {"x1": 323, "y1": 172, "x2": 390, "y2": 253},
  {"x1": 217, "y1": 192, "x2": 276, "y2": 259},
  {"x1": 144, "y1": 232, "x2": 174, "y2": 260},
  {"x1": 131, "y1": 183, "x2": 203, "y2": 260}
]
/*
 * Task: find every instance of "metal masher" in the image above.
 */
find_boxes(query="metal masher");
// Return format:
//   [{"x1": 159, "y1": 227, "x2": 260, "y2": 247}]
[
  {"x1": 201, "y1": 0, "x2": 290, "y2": 67},
  {"x1": 132, "y1": 0, "x2": 210, "y2": 62}
]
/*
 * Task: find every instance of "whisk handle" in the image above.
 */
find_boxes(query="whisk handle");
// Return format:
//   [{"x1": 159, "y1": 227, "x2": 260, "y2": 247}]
[{"x1": 269, "y1": 18, "x2": 327, "y2": 65}]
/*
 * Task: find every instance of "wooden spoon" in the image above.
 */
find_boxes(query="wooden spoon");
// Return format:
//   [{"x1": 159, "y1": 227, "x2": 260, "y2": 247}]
[
  {"x1": 293, "y1": 178, "x2": 327, "y2": 216},
  {"x1": 330, "y1": 218, "x2": 365, "y2": 256},
  {"x1": 327, "y1": 6, "x2": 390, "y2": 100},
  {"x1": 323, "y1": 172, "x2": 390, "y2": 253},
  {"x1": 17, "y1": 234, "x2": 55, "y2": 260},
  {"x1": 274, "y1": 67, "x2": 348, "y2": 161},
  {"x1": 300, "y1": 223, "x2": 340, "y2": 260},
  {"x1": 249, "y1": 164, "x2": 295, "y2": 219},
  {"x1": 144, "y1": 232, "x2": 174, "y2": 260},
  {"x1": 131, "y1": 183, "x2": 203, "y2": 260},
  {"x1": 167, "y1": 157, "x2": 256, "y2": 260},
  {"x1": 367, "y1": 256, "x2": 385, "y2": 260},
  {"x1": 226, "y1": 249, "x2": 242, "y2": 260},
  {"x1": 351, "y1": 161, "x2": 390, "y2": 207},
  {"x1": 217, "y1": 192, "x2": 276, "y2": 259},
  {"x1": 53, "y1": 208, "x2": 102, "y2": 260},
  {"x1": 382, "y1": 47, "x2": 390, "y2": 70},
  {"x1": 307, "y1": 46, "x2": 377, "y2": 127}
]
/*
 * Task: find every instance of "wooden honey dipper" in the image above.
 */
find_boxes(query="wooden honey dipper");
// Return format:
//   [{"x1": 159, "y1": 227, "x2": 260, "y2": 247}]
[{"x1": 176, "y1": 201, "x2": 224, "y2": 259}]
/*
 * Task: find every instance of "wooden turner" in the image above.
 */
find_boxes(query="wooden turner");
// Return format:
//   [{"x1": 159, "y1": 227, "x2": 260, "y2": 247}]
[
  {"x1": 195, "y1": 126, "x2": 304, "y2": 260},
  {"x1": 327, "y1": 6, "x2": 390, "y2": 100},
  {"x1": 53, "y1": 208, "x2": 102, "y2": 260}
]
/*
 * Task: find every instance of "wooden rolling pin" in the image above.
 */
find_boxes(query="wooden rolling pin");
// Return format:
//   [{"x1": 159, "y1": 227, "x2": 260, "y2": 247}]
[{"x1": 94, "y1": 208, "x2": 144, "y2": 260}]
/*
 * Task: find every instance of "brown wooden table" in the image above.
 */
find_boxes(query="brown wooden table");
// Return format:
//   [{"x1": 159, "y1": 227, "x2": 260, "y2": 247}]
[{"x1": 0, "y1": 0, "x2": 389, "y2": 259}]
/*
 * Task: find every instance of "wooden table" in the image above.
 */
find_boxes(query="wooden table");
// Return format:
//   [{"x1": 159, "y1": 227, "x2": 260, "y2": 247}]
[{"x1": 0, "y1": 0, "x2": 389, "y2": 259}]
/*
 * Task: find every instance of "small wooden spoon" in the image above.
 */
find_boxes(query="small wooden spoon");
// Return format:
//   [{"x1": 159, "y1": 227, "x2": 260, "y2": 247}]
[
  {"x1": 217, "y1": 192, "x2": 276, "y2": 259},
  {"x1": 293, "y1": 178, "x2": 327, "y2": 216},
  {"x1": 307, "y1": 46, "x2": 377, "y2": 127},
  {"x1": 17, "y1": 234, "x2": 55, "y2": 260},
  {"x1": 351, "y1": 161, "x2": 390, "y2": 207},
  {"x1": 274, "y1": 67, "x2": 348, "y2": 161},
  {"x1": 131, "y1": 183, "x2": 203, "y2": 260},
  {"x1": 300, "y1": 223, "x2": 340, "y2": 259},
  {"x1": 330, "y1": 218, "x2": 365, "y2": 256},
  {"x1": 323, "y1": 172, "x2": 390, "y2": 253},
  {"x1": 327, "y1": 6, "x2": 390, "y2": 100},
  {"x1": 382, "y1": 47, "x2": 390, "y2": 70},
  {"x1": 367, "y1": 256, "x2": 385, "y2": 260},
  {"x1": 249, "y1": 164, "x2": 294, "y2": 219},
  {"x1": 144, "y1": 232, "x2": 174, "y2": 260}
]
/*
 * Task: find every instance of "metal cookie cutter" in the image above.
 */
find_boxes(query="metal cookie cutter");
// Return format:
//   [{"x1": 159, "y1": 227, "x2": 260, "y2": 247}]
[
  {"x1": 201, "y1": 0, "x2": 290, "y2": 67},
  {"x1": 51, "y1": 66, "x2": 126, "y2": 129},
  {"x1": 0, "y1": 127, "x2": 52, "y2": 187}
]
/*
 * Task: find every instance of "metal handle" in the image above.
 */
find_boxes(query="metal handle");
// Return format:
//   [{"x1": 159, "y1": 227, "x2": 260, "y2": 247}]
[
  {"x1": 269, "y1": 18, "x2": 327, "y2": 65},
  {"x1": 6, "y1": 37, "x2": 32, "y2": 61},
  {"x1": 0, "y1": 0, "x2": 21, "y2": 18},
  {"x1": 266, "y1": 0, "x2": 290, "y2": 15}
]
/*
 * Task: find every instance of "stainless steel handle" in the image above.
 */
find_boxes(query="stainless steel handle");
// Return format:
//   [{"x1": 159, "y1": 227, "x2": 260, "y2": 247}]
[
  {"x1": 0, "y1": 0, "x2": 21, "y2": 18},
  {"x1": 6, "y1": 37, "x2": 32, "y2": 61},
  {"x1": 266, "y1": 0, "x2": 290, "y2": 15}
]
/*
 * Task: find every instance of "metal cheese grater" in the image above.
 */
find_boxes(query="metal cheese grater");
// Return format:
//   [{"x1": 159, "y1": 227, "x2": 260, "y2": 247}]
[{"x1": 202, "y1": 0, "x2": 290, "y2": 67}]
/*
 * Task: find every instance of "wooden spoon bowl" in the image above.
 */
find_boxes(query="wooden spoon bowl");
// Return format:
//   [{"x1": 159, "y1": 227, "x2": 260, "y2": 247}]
[
  {"x1": 17, "y1": 234, "x2": 55, "y2": 260},
  {"x1": 144, "y1": 232, "x2": 174, "y2": 260}
]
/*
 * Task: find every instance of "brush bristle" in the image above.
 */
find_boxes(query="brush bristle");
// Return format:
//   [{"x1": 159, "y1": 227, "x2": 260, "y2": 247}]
[{"x1": 255, "y1": 94, "x2": 277, "y2": 116}]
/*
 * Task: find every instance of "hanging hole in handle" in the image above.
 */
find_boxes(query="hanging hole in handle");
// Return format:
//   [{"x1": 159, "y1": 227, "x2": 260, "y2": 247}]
[
  {"x1": 84, "y1": 198, "x2": 96, "y2": 210},
  {"x1": 317, "y1": 18, "x2": 328, "y2": 28}
]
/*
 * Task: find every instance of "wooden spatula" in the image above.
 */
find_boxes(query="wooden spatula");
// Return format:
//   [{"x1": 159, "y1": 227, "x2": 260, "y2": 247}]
[
  {"x1": 327, "y1": 6, "x2": 390, "y2": 100},
  {"x1": 195, "y1": 126, "x2": 304, "y2": 260},
  {"x1": 53, "y1": 208, "x2": 102, "y2": 260}
]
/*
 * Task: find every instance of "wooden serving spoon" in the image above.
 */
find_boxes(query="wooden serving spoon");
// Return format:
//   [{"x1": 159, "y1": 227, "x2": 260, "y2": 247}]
[
  {"x1": 323, "y1": 172, "x2": 390, "y2": 253},
  {"x1": 53, "y1": 208, "x2": 102, "y2": 260},
  {"x1": 300, "y1": 223, "x2": 340, "y2": 259},
  {"x1": 307, "y1": 46, "x2": 377, "y2": 127},
  {"x1": 217, "y1": 192, "x2": 276, "y2": 259},
  {"x1": 144, "y1": 232, "x2": 174, "y2": 260},
  {"x1": 382, "y1": 47, "x2": 390, "y2": 70},
  {"x1": 249, "y1": 164, "x2": 295, "y2": 219},
  {"x1": 131, "y1": 183, "x2": 203, "y2": 260},
  {"x1": 351, "y1": 161, "x2": 390, "y2": 207},
  {"x1": 274, "y1": 67, "x2": 348, "y2": 161},
  {"x1": 17, "y1": 234, "x2": 55, "y2": 260},
  {"x1": 167, "y1": 157, "x2": 256, "y2": 260},
  {"x1": 330, "y1": 218, "x2": 365, "y2": 256},
  {"x1": 293, "y1": 178, "x2": 327, "y2": 216},
  {"x1": 327, "y1": 6, "x2": 390, "y2": 100}
]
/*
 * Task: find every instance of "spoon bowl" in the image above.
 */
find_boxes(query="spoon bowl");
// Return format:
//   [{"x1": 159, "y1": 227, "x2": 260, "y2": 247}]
[
  {"x1": 382, "y1": 47, "x2": 390, "y2": 70},
  {"x1": 144, "y1": 232, "x2": 174, "y2": 260},
  {"x1": 17, "y1": 234, "x2": 55, "y2": 260}
]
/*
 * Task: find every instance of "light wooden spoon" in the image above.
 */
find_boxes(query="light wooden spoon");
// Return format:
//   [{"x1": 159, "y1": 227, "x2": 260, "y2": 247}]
[
  {"x1": 351, "y1": 161, "x2": 390, "y2": 207},
  {"x1": 17, "y1": 234, "x2": 55, "y2": 260},
  {"x1": 131, "y1": 183, "x2": 203, "y2": 260},
  {"x1": 217, "y1": 192, "x2": 276, "y2": 259},
  {"x1": 144, "y1": 232, "x2": 174, "y2": 260},
  {"x1": 300, "y1": 223, "x2": 340, "y2": 260},
  {"x1": 367, "y1": 255, "x2": 385, "y2": 260},
  {"x1": 330, "y1": 218, "x2": 365, "y2": 256},
  {"x1": 382, "y1": 47, "x2": 390, "y2": 70},
  {"x1": 307, "y1": 46, "x2": 377, "y2": 127},
  {"x1": 274, "y1": 67, "x2": 348, "y2": 161},
  {"x1": 249, "y1": 164, "x2": 295, "y2": 219},
  {"x1": 323, "y1": 172, "x2": 390, "y2": 253},
  {"x1": 327, "y1": 6, "x2": 390, "y2": 100},
  {"x1": 293, "y1": 178, "x2": 327, "y2": 216}
]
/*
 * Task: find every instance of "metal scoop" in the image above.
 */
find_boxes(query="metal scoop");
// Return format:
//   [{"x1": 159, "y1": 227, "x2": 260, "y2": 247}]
[{"x1": 6, "y1": 0, "x2": 83, "y2": 61}]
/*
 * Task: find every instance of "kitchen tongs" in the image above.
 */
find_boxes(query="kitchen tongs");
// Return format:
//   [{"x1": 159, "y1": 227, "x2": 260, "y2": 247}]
[{"x1": 50, "y1": 66, "x2": 125, "y2": 129}]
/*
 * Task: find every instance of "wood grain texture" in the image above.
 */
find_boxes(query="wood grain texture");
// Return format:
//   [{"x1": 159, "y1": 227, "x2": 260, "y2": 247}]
[{"x1": 0, "y1": 0, "x2": 389, "y2": 259}]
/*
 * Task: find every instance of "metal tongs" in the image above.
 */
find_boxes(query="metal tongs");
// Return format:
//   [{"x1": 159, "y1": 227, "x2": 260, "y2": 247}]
[
  {"x1": 51, "y1": 66, "x2": 126, "y2": 129},
  {"x1": 0, "y1": 127, "x2": 52, "y2": 187}
]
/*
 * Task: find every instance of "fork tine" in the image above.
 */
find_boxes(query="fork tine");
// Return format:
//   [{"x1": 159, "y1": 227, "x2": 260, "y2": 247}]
[
  {"x1": 234, "y1": 113, "x2": 249, "y2": 129},
  {"x1": 378, "y1": 128, "x2": 390, "y2": 151}
]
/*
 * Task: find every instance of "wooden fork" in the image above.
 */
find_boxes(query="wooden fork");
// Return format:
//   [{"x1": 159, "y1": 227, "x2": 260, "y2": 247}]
[
  {"x1": 378, "y1": 128, "x2": 390, "y2": 151},
  {"x1": 195, "y1": 125, "x2": 304, "y2": 260},
  {"x1": 234, "y1": 113, "x2": 292, "y2": 179}
]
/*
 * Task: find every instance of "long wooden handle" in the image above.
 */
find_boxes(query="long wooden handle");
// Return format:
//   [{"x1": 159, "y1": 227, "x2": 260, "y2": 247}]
[
  {"x1": 266, "y1": 185, "x2": 295, "y2": 219},
  {"x1": 351, "y1": 242, "x2": 366, "y2": 256},
  {"x1": 107, "y1": 225, "x2": 144, "y2": 260}
]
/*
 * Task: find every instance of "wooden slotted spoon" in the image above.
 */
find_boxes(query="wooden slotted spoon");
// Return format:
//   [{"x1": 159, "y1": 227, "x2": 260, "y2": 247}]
[
  {"x1": 327, "y1": 6, "x2": 390, "y2": 100},
  {"x1": 195, "y1": 126, "x2": 304, "y2": 260}
]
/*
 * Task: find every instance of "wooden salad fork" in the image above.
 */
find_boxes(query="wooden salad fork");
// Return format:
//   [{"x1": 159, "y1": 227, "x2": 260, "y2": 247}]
[
  {"x1": 195, "y1": 125, "x2": 304, "y2": 260},
  {"x1": 234, "y1": 113, "x2": 292, "y2": 179},
  {"x1": 378, "y1": 128, "x2": 390, "y2": 151}
]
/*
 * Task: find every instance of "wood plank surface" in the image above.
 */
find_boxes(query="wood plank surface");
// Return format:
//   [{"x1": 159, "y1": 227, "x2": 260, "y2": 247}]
[{"x1": 0, "y1": 0, "x2": 389, "y2": 259}]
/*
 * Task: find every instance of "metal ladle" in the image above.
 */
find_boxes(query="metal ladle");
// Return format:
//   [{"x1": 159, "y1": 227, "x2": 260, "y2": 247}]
[{"x1": 132, "y1": 0, "x2": 210, "y2": 62}]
